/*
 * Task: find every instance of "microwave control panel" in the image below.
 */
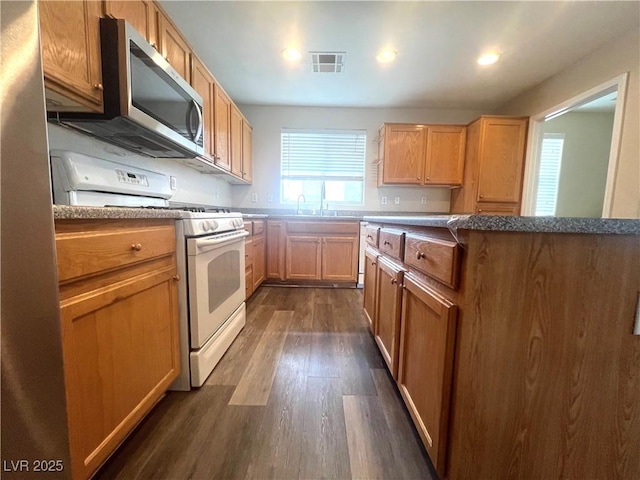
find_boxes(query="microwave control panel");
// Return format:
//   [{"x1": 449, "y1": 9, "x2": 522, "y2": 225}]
[{"x1": 116, "y1": 169, "x2": 149, "y2": 187}]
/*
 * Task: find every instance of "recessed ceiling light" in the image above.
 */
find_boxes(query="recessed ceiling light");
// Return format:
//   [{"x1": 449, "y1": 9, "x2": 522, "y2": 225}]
[
  {"x1": 477, "y1": 52, "x2": 500, "y2": 65},
  {"x1": 376, "y1": 50, "x2": 397, "y2": 63},
  {"x1": 282, "y1": 48, "x2": 301, "y2": 61}
]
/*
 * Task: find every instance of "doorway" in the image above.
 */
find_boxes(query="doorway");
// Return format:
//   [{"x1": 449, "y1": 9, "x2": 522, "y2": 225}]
[{"x1": 521, "y1": 73, "x2": 628, "y2": 218}]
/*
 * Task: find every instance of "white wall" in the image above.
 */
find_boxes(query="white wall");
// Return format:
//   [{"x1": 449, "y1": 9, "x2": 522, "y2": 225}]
[
  {"x1": 542, "y1": 112, "x2": 615, "y2": 217},
  {"x1": 495, "y1": 27, "x2": 639, "y2": 219},
  {"x1": 232, "y1": 105, "x2": 482, "y2": 212},
  {"x1": 47, "y1": 124, "x2": 233, "y2": 207}
]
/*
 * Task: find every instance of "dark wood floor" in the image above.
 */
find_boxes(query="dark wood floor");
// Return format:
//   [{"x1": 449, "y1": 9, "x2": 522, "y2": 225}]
[{"x1": 98, "y1": 287, "x2": 436, "y2": 480}]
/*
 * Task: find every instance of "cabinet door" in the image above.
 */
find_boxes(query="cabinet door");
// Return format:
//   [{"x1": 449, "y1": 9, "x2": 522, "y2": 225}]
[
  {"x1": 39, "y1": 1, "x2": 104, "y2": 112},
  {"x1": 374, "y1": 257, "x2": 404, "y2": 378},
  {"x1": 157, "y1": 11, "x2": 190, "y2": 82},
  {"x1": 213, "y1": 85, "x2": 232, "y2": 171},
  {"x1": 382, "y1": 124, "x2": 425, "y2": 184},
  {"x1": 363, "y1": 248, "x2": 379, "y2": 332},
  {"x1": 266, "y1": 221, "x2": 285, "y2": 280},
  {"x1": 286, "y1": 236, "x2": 321, "y2": 280},
  {"x1": 104, "y1": 0, "x2": 155, "y2": 44},
  {"x1": 242, "y1": 121, "x2": 254, "y2": 183},
  {"x1": 190, "y1": 56, "x2": 215, "y2": 162},
  {"x1": 245, "y1": 266, "x2": 254, "y2": 299},
  {"x1": 252, "y1": 236, "x2": 266, "y2": 289},
  {"x1": 230, "y1": 105, "x2": 244, "y2": 178},
  {"x1": 398, "y1": 273, "x2": 457, "y2": 479},
  {"x1": 476, "y1": 117, "x2": 528, "y2": 203},
  {"x1": 425, "y1": 126, "x2": 466, "y2": 185},
  {"x1": 322, "y1": 236, "x2": 358, "y2": 282},
  {"x1": 60, "y1": 264, "x2": 180, "y2": 479}
]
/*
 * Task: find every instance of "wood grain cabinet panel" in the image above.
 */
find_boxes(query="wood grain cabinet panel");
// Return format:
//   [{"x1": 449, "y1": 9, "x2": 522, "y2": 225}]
[
  {"x1": 322, "y1": 236, "x2": 358, "y2": 282},
  {"x1": 39, "y1": 0, "x2": 104, "y2": 112},
  {"x1": 190, "y1": 55, "x2": 215, "y2": 162},
  {"x1": 286, "y1": 236, "x2": 322, "y2": 280},
  {"x1": 103, "y1": 0, "x2": 156, "y2": 45},
  {"x1": 424, "y1": 126, "x2": 466, "y2": 185},
  {"x1": 363, "y1": 247, "x2": 379, "y2": 332},
  {"x1": 374, "y1": 257, "x2": 405, "y2": 378},
  {"x1": 252, "y1": 220, "x2": 265, "y2": 236},
  {"x1": 55, "y1": 219, "x2": 180, "y2": 480},
  {"x1": 476, "y1": 201, "x2": 520, "y2": 215},
  {"x1": 213, "y1": 85, "x2": 232, "y2": 171},
  {"x1": 157, "y1": 11, "x2": 191, "y2": 82},
  {"x1": 266, "y1": 221, "x2": 285, "y2": 280},
  {"x1": 230, "y1": 105, "x2": 243, "y2": 178},
  {"x1": 252, "y1": 235, "x2": 266, "y2": 289},
  {"x1": 380, "y1": 124, "x2": 425, "y2": 184},
  {"x1": 242, "y1": 121, "x2": 253, "y2": 183},
  {"x1": 398, "y1": 273, "x2": 457, "y2": 479},
  {"x1": 378, "y1": 228, "x2": 405, "y2": 261}
]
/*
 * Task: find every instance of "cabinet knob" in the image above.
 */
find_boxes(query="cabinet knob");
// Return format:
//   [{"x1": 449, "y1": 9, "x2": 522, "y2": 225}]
[
  {"x1": 151, "y1": 42, "x2": 157, "y2": 49},
  {"x1": 391, "y1": 278, "x2": 397, "y2": 285},
  {"x1": 173, "y1": 274, "x2": 180, "y2": 281},
  {"x1": 479, "y1": 194, "x2": 484, "y2": 199},
  {"x1": 131, "y1": 243, "x2": 142, "y2": 251},
  {"x1": 367, "y1": 235, "x2": 373, "y2": 239},
  {"x1": 371, "y1": 261, "x2": 376, "y2": 266},
  {"x1": 383, "y1": 240, "x2": 391, "y2": 246},
  {"x1": 478, "y1": 209, "x2": 483, "y2": 213},
  {"x1": 416, "y1": 251, "x2": 425, "y2": 260},
  {"x1": 426, "y1": 176, "x2": 430, "y2": 180},
  {"x1": 94, "y1": 83, "x2": 104, "y2": 91}
]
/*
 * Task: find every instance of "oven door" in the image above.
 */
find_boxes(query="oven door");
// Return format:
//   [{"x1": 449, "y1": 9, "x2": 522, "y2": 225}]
[{"x1": 187, "y1": 231, "x2": 249, "y2": 349}]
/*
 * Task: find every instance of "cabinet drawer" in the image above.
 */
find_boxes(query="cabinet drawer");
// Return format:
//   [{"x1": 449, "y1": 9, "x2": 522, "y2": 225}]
[
  {"x1": 252, "y1": 220, "x2": 265, "y2": 235},
  {"x1": 379, "y1": 228, "x2": 405, "y2": 260},
  {"x1": 364, "y1": 225, "x2": 379, "y2": 247},
  {"x1": 56, "y1": 221, "x2": 175, "y2": 282},
  {"x1": 476, "y1": 202, "x2": 520, "y2": 216},
  {"x1": 404, "y1": 234, "x2": 460, "y2": 289},
  {"x1": 243, "y1": 221, "x2": 253, "y2": 235},
  {"x1": 286, "y1": 221, "x2": 359, "y2": 235}
]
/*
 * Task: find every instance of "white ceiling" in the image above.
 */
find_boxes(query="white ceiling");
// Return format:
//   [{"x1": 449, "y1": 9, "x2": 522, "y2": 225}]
[{"x1": 160, "y1": 1, "x2": 640, "y2": 110}]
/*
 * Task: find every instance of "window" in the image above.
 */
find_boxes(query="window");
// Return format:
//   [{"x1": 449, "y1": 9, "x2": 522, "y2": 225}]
[
  {"x1": 535, "y1": 133, "x2": 565, "y2": 216},
  {"x1": 281, "y1": 129, "x2": 366, "y2": 206}
]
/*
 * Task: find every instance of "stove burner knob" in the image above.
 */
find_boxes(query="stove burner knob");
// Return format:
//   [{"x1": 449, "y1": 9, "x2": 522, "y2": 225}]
[
  {"x1": 200, "y1": 221, "x2": 209, "y2": 232},
  {"x1": 208, "y1": 220, "x2": 218, "y2": 231}
]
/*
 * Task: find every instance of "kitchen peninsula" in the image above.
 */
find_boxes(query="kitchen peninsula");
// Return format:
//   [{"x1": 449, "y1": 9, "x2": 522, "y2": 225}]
[{"x1": 361, "y1": 213, "x2": 640, "y2": 479}]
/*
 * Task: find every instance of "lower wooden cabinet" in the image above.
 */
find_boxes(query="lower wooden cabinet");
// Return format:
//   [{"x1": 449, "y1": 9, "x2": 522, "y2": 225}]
[
  {"x1": 398, "y1": 273, "x2": 457, "y2": 479},
  {"x1": 252, "y1": 234, "x2": 265, "y2": 289},
  {"x1": 55, "y1": 219, "x2": 180, "y2": 480},
  {"x1": 321, "y1": 236, "x2": 358, "y2": 281},
  {"x1": 266, "y1": 220, "x2": 285, "y2": 280},
  {"x1": 286, "y1": 235, "x2": 322, "y2": 280},
  {"x1": 374, "y1": 257, "x2": 405, "y2": 378},
  {"x1": 245, "y1": 236, "x2": 253, "y2": 300},
  {"x1": 363, "y1": 247, "x2": 379, "y2": 332}
]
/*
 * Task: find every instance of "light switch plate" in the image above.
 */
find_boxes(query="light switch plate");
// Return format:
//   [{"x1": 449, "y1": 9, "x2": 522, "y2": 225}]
[
  {"x1": 267, "y1": 194, "x2": 274, "y2": 203},
  {"x1": 381, "y1": 196, "x2": 387, "y2": 205},
  {"x1": 170, "y1": 176, "x2": 177, "y2": 190},
  {"x1": 394, "y1": 196, "x2": 400, "y2": 204},
  {"x1": 421, "y1": 197, "x2": 427, "y2": 205},
  {"x1": 251, "y1": 193, "x2": 258, "y2": 203}
]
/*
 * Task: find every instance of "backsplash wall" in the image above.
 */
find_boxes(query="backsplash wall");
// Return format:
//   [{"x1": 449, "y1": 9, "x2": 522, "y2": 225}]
[
  {"x1": 232, "y1": 105, "x2": 482, "y2": 212},
  {"x1": 47, "y1": 124, "x2": 232, "y2": 207}
]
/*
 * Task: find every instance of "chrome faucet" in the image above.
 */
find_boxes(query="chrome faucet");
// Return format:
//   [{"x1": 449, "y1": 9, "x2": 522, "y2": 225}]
[
  {"x1": 296, "y1": 194, "x2": 306, "y2": 215},
  {"x1": 319, "y1": 181, "x2": 326, "y2": 216}
]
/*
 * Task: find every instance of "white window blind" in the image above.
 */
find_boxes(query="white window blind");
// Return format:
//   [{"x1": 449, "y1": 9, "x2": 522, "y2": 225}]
[
  {"x1": 281, "y1": 129, "x2": 366, "y2": 205},
  {"x1": 535, "y1": 133, "x2": 565, "y2": 216}
]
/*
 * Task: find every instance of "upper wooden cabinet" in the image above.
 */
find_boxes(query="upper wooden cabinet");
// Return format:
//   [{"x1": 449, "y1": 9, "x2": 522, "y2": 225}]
[
  {"x1": 377, "y1": 123, "x2": 466, "y2": 186},
  {"x1": 190, "y1": 55, "x2": 215, "y2": 162},
  {"x1": 213, "y1": 85, "x2": 232, "y2": 171},
  {"x1": 242, "y1": 121, "x2": 254, "y2": 183},
  {"x1": 157, "y1": 10, "x2": 191, "y2": 82},
  {"x1": 39, "y1": 1, "x2": 104, "y2": 112},
  {"x1": 103, "y1": 0, "x2": 157, "y2": 46},
  {"x1": 230, "y1": 105, "x2": 244, "y2": 178},
  {"x1": 451, "y1": 116, "x2": 528, "y2": 214}
]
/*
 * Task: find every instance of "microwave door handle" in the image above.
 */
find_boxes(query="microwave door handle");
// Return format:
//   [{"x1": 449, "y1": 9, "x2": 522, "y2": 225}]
[
  {"x1": 186, "y1": 102, "x2": 195, "y2": 140},
  {"x1": 193, "y1": 100, "x2": 203, "y2": 143}
]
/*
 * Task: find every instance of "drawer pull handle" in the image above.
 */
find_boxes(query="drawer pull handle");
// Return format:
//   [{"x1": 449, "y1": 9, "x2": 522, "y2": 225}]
[
  {"x1": 478, "y1": 209, "x2": 483, "y2": 213},
  {"x1": 173, "y1": 274, "x2": 180, "y2": 281},
  {"x1": 131, "y1": 243, "x2": 142, "y2": 251},
  {"x1": 391, "y1": 278, "x2": 397, "y2": 285},
  {"x1": 367, "y1": 235, "x2": 373, "y2": 239},
  {"x1": 416, "y1": 251, "x2": 426, "y2": 260},
  {"x1": 383, "y1": 240, "x2": 391, "y2": 246},
  {"x1": 94, "y1": 83, "x2": 104, "y2": 91}
]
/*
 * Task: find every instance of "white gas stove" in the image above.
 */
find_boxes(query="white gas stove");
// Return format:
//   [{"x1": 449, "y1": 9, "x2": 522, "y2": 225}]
[{"x1": 51, "y1": 151, "x2": 248, "y2": 391}]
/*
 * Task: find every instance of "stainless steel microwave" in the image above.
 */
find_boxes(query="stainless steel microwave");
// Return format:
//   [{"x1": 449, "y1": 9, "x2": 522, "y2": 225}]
[{"x1": 50, "y1": 18, "x2": 204, "y2": 159}]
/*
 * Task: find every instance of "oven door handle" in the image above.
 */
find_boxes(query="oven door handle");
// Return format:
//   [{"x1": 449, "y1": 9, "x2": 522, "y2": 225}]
[{"x1": 194, "y1": 230, "x2": 249, "y2": 250}]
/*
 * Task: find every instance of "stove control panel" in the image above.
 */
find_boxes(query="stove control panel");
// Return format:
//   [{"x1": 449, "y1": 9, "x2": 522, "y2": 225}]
[{"x1": 117, "y1": 169, "x2": 149, "y2": 187}]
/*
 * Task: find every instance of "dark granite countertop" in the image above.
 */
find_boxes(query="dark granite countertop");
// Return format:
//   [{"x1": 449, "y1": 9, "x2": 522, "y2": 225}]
[
  {"x1": 53, "y1": 205, "x2": 182, "y2": 220},
  {"x1": 363, "y1": 215, "x2": 640, "y2": 235}
]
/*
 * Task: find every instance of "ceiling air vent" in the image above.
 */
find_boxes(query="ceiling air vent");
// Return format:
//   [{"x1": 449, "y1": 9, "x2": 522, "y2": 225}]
[{"x1": 310, "y1": 52, "x2": 346, "y2": 73}]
